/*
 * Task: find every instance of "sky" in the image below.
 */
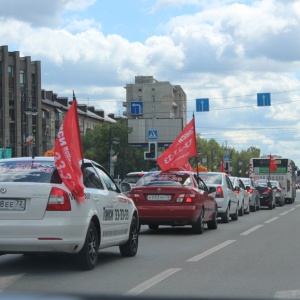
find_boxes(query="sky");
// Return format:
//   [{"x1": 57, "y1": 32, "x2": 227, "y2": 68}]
[{"x1": 1, "y1": 0, "x2": 300, "y2": 166}]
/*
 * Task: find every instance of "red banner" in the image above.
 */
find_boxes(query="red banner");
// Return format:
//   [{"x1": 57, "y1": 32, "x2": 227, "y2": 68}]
[
  {"x1": 220, "y1": 158, "x2": 225, "y2": 172},
  {"x1": 157, "y1": 118, "x2": 197, "y2": 171},
  {"x1": 54, "y1": 93, "x2": 85, "y2": 203},
  {"x1": 269, "y1": 154, "x2": 277, "y2": 172}
]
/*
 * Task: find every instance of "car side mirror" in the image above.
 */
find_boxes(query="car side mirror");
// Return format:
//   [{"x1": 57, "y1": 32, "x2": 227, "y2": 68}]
[{"x1": 120, "y1": 182, "x2": 131, "y2": 193}]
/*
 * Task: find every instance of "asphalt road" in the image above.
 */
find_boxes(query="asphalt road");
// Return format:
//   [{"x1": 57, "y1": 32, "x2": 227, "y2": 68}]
[{"x1": 1, "y1": 192, "x2": 300, "y2": 299}]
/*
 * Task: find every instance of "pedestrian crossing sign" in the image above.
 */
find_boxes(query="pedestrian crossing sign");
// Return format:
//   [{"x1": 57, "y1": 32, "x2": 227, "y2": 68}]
[{"x1": 148, "y1": 130, "x2": 158, "y2": 140}]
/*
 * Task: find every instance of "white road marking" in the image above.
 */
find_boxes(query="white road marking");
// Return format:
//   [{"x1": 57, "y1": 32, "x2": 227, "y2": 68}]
[
  {"x1": 280, "y1": 208, "x2": 296, "y2": 215},
  {"x1": 0, "y1": 274, "x2": 25, "y2": 293},
  {"x1": 264, "y1": 217, "x2": 278, "y2": 224},
  {"x1": 124, "y1": 268, "x2": 181, "y2": 296},
  {"x1": 240, "y1": 225, "x2": 263, "y2": 236},
  {"x1": 274, "y1": 290, "x2": 300, "y2": 299},
  {"x1": 187, "y1": 240, "x2": 236, "y2": 262}
]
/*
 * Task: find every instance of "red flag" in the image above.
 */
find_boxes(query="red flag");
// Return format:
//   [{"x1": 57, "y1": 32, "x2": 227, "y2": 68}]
[
  {"x1": 220, "y1": 158, "x2": 225, "y2": 172},
  {"x1": 182, "y1": 162, "x2": 193, "y2": 171},
  {"x1": 157, "y1": 118, "x2": 197, "y2": 171},
  {"x1": 54, "y1": 91, "x2": 85, "y2": 203},
  {"x1": 269, "y1": 154, "x2": 277, "y2": 172}
]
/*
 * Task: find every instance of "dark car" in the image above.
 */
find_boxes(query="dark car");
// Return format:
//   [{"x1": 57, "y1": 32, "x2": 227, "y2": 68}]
[
  {"x1": 254, "y1": 179, "x2": 276, "y2": 210},
  {"x1": 127, "y1": 170, "x2": 218, "y2": 234}
]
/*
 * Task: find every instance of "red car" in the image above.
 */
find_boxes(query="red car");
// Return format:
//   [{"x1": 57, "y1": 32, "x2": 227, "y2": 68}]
[{"x1": 126, "y1": 171, "x2": 218, "y2": 234}]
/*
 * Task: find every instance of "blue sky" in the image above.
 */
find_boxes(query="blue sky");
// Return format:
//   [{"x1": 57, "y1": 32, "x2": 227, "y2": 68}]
[{"x1": 1, "y1": 0, "x2": 300, "y2": 166}]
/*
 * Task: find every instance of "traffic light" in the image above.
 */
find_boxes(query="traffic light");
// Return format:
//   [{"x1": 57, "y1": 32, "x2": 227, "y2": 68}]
[{"x1": 144, "y1": 142, "x2": 157, "y2": 160}]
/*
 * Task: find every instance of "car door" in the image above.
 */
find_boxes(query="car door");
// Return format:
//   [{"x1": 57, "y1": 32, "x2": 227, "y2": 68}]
[
  {"x1": 239, "y1": 179, "x2": 249, "y2": 210},
  {"x1": 225, "y1": 175, "x2": 238, "y2": 213},
  {"x1": 94, "y1": 165, "x2": 131, "y2": 241},
  {"x1": 82, "y1": 162, "x2": 116, "y2": 242}
]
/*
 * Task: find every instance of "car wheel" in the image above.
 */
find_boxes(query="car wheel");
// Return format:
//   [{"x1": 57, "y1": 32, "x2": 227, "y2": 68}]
[
  {"x1": 148, "y1": 224, "x2": 159, "y2": 230},
  {"x1": 251, "y1": 204, "x2": 256, "y2": 212},
  {"x1": 119, "y1": 215, "x2": 139, "y2": 257},
  {"x1": 268, "y1": 202, "x2": 273, "y2": 210},
  {"x1": 238, "y1": 201, "x2": 244, "y2": 216},
  {"x1": 207, "y1": 208, "x2": 218, "y2": 230},
  {"x1": 221, "y1": 206, "x2": 230, "y2": 223},
  {"x1": 76, "y1": 221, "x2": 99, "y2": 270},
  {"x1": 231, "y1": 205, "x2": 239, "y2": 221},
  {"x1": 192, "y1": 209, "x2": 204, "y2": 234}
]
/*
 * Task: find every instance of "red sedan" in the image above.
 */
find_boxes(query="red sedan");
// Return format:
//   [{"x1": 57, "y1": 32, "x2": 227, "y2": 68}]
[{"x1": 127, "y1": 171, "x2": 218, "y2": 234}]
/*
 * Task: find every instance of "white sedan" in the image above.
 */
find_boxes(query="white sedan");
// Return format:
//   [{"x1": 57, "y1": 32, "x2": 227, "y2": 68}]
[{"x1": 0, "y1": 157, "x2": 139, "y2": 270}]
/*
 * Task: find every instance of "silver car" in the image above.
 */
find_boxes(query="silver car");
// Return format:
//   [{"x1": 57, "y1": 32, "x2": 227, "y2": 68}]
[
  {"x1": 269, "y1": 180, "x2": 285, "y2": 207},
  {"x1": 240, "y1": 177, "x2": 260, "y2": 212}
]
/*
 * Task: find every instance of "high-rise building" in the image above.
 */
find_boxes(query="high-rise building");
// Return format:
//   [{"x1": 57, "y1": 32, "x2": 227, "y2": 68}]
[
  {"x1": 0, "y1": 45, "x2": 42, "y2": 157},
  {"x1": 123, "y1": 76, "x2": 187, "y2": 146}
]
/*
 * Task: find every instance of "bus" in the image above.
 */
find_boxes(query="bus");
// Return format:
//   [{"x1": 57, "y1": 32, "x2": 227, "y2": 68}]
[{"x1": 249, "y1": 156, "x2": 296, "y2": 204}]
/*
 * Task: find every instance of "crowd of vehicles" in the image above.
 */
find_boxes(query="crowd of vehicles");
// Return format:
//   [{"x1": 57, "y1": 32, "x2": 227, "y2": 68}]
[{"x1": 0, "y1": 155, "x2": 297, "y2": 271}]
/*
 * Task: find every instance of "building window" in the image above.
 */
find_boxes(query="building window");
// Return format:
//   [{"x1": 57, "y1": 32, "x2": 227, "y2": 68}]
[
  {"x1": 9, "y1": 108, "x2": 15, "y2": 121},
  {"x1": 20, "y1": 70, "x2": 25, "y2": 89},
  {"x1": 8, "y1": 65, "x2": 14, "y2": 78},
  {"x1": 9, "y1": 88, "x2": 14, "y2": 106}
]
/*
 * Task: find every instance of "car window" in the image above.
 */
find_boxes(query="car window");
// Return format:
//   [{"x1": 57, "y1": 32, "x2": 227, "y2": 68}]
[
  {"x1": 0, "y1": 160, "x2": 60, "y2": 183},
  {"x1": 199, "y1": 174, "x2": 222, "y2": 184},
  {"x1": 226, "y1": 175, "x2": 234, "y2": 190},
  {"x1": 239, "y1": 179, "x2": 245, "y2": 189},
  {"x1": 95, "y1": 167, "x2": 118, "y2": 192},
  {"x1": 82, "y1": 164, "x2": 104, "y2": 189},
  {"x1": 136, "y1": 172, "x2": 191, "y2": 187}
]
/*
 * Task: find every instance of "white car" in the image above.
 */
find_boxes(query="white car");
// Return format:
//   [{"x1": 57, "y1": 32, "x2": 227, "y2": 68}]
[
  {"x1": 0, "y1": 157, "x2": 139, "y2": 270},
  {"x1": 121, "y1": 171, "x2": 149, "y2": 188},
  {"x1": 229, "y1": 176, "x2": 250, "y2": 216},
  {"x1": 198, "y1": 172, "x2": 239, "y2": 223}
]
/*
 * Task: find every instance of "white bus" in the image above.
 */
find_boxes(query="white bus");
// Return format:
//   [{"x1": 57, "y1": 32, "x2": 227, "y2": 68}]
[{"x1": 249, "y1": 156, "x2": 296, "y2": 204}]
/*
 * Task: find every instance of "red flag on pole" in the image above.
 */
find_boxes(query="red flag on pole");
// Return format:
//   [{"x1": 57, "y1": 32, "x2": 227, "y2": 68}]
[
  {"x1": 220, "y1": 158, "x2": 225, "y2": 172},
  {"x1": 54, "y1": 91, "x2": 85, "y2": 203},
  {"x1": 157, "y1": 117, "x2": 197, "y2": 171},
  {"x1": 269, "y1": 154, "x2": 277, "y2": 172}
]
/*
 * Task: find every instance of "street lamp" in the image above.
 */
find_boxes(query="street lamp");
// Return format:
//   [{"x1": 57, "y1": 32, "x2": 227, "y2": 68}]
[{"x1": 21, "y1": 89, "x2": 38, "y2": 157}]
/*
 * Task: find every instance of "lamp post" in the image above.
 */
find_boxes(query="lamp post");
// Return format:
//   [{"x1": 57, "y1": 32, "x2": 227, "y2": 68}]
[
  {"x1": 21, "y1": 89, "x2": 38, "y2": 157},
  {"x1": 109, "y1": 127, "x2": 119, "y2": 177}
]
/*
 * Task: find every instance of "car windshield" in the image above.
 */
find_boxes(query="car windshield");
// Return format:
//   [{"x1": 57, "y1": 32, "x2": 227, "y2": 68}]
[
  {"x1": 0, "y1": 160, "x2": 61, "y2": 183},
  {"x1": 136, "y1": 172, "x2": 192, "y2": 187},
  {"x1": 199, "y1": 174, "x2": 222, "y2": 185}
]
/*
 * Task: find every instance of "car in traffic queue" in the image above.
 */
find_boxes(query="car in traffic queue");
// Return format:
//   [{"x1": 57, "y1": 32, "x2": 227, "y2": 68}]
[
  {"x1": 121, "y1": 171, "x2": 149, "y2": 189},
  {"x1": 0, "y1": 157, "x2": 139, "y2": 270},
  {"x1": 254, "y1": 179, "x2": 276, "y2": 210},
  {"x1": 197, "y1": 172, "x2": 239, "y2": 223},
  {"x1": 269, "y1": 180, "x2": 285, "y2": 207},
  {"x1": 240, "y1": 177, "x2": 260, "y2": 212},
  {"x1": 125, "y1": 170, "x2": 218, "y2": 234},
  {"x1": 229, "y1": 176, "x2": 250, "y2": 216}
]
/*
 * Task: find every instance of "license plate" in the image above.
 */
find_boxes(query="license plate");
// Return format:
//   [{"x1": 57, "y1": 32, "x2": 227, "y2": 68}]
[
  {"x1": 147, "y1": 195, "x2": 171, "y2": 201},
  {"x1": 0, "y1": 199, "x2": 26, "y2": 211}
]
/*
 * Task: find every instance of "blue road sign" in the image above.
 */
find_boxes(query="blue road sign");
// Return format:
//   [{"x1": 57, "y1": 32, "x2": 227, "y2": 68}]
[
  {"x1": 148, "y1": 130, "x2": 158, "y2": 140},
  {"x1": 257, "y1": 93, "x2": 271, "y2": 106},
  {"x1": 130, "y1": 101, "x2": 143, "y2": 115},
  {"x1": 224, "y1": 155, "x2": 230, "y2": 162},
  {"x1": 196, "y1": 98, "x2": 209, "y2": 112}
]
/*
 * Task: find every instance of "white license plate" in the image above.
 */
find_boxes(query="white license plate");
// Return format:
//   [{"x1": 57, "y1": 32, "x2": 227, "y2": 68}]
[
  {"x1": 0, "y1": 199, "x2": 26, "y2": 211},
  {"x1": 147, "y1": 195, "x2": 171, "y2": 201}
]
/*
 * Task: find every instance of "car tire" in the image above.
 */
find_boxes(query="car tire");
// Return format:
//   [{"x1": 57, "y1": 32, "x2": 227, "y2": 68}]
[
  {"x1": 148, "y1": 224, "x2": 159, "y2": 230},
  {"x1": 221, "y1": 206, "x2": 230, "y2": 223},
  {"x1": 192, "y1": 209, "x2": 204, "y2": 234},
  {"x1": 231, "y1": 205, "x2": 239, "y2": 221},
  {"x1": 76, "y1": 221, "x2": 99, "y2": 270},
  {"x1": 251, "y1": 204, "x2": 256, "y2": 212},
  {"x1": 268, "y1": 202, "x2": 273, "y2": 210},
  {"x1": 238, "y1": 201, "x2": 244, "y2": 216},
  {"x1": 207, "y1": 208, "x2": 218, "y2": 230},
  {"x1": 119, "y1": 215, "x2": 139, "y2": 257}
]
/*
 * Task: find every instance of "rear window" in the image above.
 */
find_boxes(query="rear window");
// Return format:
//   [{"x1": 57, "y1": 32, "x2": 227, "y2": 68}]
[
  {"x1": 199, "y1": 174, "x2": 222, "y2": 185},
  {"x1": 136, "y1": 172, "x2": 193, "y2": 187},
  {"x1": 0, "y1": 161, "x2": 62, "y2": 183},
  {"x1": 123, "y1": 173, "x2": 147, "y2": 184}
]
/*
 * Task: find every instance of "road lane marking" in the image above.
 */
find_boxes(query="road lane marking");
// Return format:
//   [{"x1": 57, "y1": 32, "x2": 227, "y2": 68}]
[
  {"x1": 280, "y1": 208, "x2": 296, "y2": 215},
  {"x1": 0, "y1": 274, "x2": 25, "y2": 293},
  {"x1": 187, "y1": 240, "x2": 236, "y2": 262},
  {"x1": 124, "y1": 268, "x2": 181, "y2": 296},
  {"x1": 274, "y1": 290, "x2": 300, "y2": 298},
  {"x1": 295, "y1": 204, "x2": 300, "y2": 208},
  {"x1": 264, "y1": 217, "x2": 278, "y2": 223},
  {"x1": 240, "y1": 225, "x2": 263, "y2": 236}
]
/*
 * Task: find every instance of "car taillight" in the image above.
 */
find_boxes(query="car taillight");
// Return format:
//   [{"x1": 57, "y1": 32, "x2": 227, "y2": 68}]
[
  {"x1": 177, "y1": 193, "x2": 196, "y2": 203},
  {"x1": 263, "y1": 189, "x2": 272, "y2": 195},
  {"x1": 276, "y1": 189, "x2": 281, "y2": 193},
  {"x1": 234, "y1": 190, "x2": 239, "y2": 195},
  {"x1": 247, "y1": 189, "x2": 253, "y2": 194},
  {"x1": 216, "y1": 186, "x2": 224, "y2": 198},
  {"x1": 46, "y1": 187, "x2": 71, "y2": 211},
  {"x1": 127, "y1": 193, "x2": 140, "y2": 202}
]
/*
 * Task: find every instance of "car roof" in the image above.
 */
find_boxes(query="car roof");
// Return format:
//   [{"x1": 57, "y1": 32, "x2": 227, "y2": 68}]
[{"x1": 0, "y1": 156, "x2": 94, "y2": 164}]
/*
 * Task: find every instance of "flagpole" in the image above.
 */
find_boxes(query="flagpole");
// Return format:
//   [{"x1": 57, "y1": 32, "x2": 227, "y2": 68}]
[{"x1": 193, "y1": 113, "x2": 199, "y2": 178}]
